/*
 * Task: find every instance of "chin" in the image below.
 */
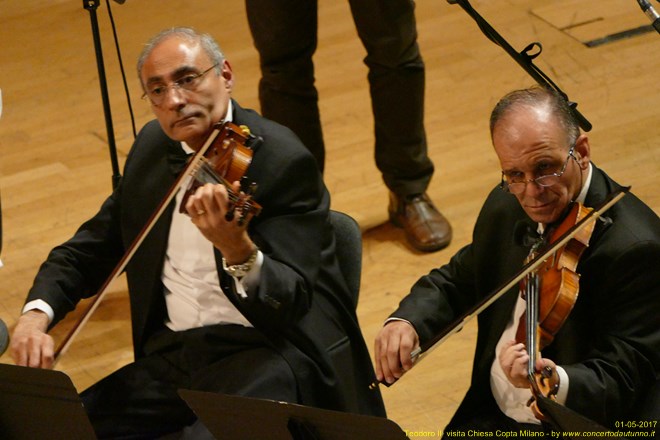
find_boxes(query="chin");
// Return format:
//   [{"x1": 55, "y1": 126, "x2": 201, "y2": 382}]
[
  {"x1": 524, "y1": 207, "x2": 561, "y2": 225},
  {"x1": 172, "y1": 126, "x2": 205, "y2": 144},
  {"x1": 522, "y1": 196, "x2": 569, "y2": 225}
]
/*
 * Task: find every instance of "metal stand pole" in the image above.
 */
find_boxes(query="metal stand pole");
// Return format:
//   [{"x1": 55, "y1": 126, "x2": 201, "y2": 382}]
[{"x1": 84, "y1": 0, "x2": 121, "y2": 189}]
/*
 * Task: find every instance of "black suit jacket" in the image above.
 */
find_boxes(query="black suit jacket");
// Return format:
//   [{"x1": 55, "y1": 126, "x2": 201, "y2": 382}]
[
  {"x1": 391, "y1": 165, "x2": 660, "y2": 428},
  {"x1": 26, "y1": 101, "x2": 385, "y2": 417}
]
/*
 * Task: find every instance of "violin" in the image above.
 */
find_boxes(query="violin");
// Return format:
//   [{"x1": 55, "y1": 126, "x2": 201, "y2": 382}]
[
  {"x1": 516, "y1": 201, "x2": 595, "y2": 420},
  {"x1": 371, "y1": 187, "x2": 628, "y2": 389},
  {"x1": 53, "y1": 121, "x2": 262, "y2": 363},
  {"x1": 179, "y1": 121, "x2": 262, "y2": 223}
]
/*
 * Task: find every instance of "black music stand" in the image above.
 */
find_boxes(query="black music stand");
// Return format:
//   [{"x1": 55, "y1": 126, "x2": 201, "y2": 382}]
[
  {"x1": 178, "y1": 389, "x2": 408, "y2": 440},
  {"x1": 536, "y1": 396, "x2": 629, "y2": 440},
  {"x1": 0, "y1": 363, "x2": 96, "y2": 439}
]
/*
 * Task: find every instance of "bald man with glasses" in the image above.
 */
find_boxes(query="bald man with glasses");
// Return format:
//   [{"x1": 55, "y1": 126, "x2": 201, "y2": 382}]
[{"x1": 374, "y1": 86, "x2": 660, "y2": 436}]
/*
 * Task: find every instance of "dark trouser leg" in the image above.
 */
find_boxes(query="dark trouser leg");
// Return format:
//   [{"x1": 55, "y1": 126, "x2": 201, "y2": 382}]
[
  {"x1": 348, "y1": 0, "x2": 450, "y2": 252},
  {"x1": 81, "y1": 325, "x2": 297, "y2": 440},
  {"x1": 245, "y1": 0, "x2": 325, "y2": 171},
  {"x1": 348, "y1": 0, "x2": 434, "y2": 196},
  {"x1": 80, "y1": 354, "x2": 196, "y2": 440},
  {"x1": 181, "y1": 346, "x2": 298, "y2": 440}
]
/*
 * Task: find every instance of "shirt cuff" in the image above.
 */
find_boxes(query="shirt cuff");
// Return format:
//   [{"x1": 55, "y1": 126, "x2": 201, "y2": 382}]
[
  {"x1": 22, "y1": 299, "x2": 55, "y2": 324},
  {"x1": 384, "y1": 317, "x2": 413, "y2": 326},
  {"x1": 555, "y1": 365, "x2": 569, "y2": 404}
]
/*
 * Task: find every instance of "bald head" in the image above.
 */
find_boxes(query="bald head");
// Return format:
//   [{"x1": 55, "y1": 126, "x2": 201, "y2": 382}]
[{"x1": 489, "y1": 87, "x2": 580, "y2": 149}]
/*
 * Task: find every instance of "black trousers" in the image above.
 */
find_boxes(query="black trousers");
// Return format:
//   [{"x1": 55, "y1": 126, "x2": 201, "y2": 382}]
[
  {"x1": 81, "y1": 324, "x2": 297, "y2": 440},
  {"x1": 245, "y1": 0, "x2": 434, "y2": 196}
]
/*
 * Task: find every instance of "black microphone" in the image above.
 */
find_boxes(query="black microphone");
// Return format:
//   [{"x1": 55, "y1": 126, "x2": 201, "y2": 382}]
[
  {"x1": 0, "y1": 319, "x2": 8, "y2": 356},
  {"x1": 637, "y1": 0, "x2": 660, "y2": 34}
]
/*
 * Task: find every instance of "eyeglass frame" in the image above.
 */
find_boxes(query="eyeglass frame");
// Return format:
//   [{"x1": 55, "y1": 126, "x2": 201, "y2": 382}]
[
  {"x1": 141, "y1": 63, "x2": 220, "y2": 105},
  {"x1": 500, "y1": 144, "x2": 578, "y2": 194}
]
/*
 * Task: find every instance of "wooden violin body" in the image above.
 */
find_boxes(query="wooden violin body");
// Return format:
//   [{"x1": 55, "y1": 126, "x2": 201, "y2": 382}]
[
  {"x1": 516, "y1": 202, "x2": 594, "y2": 348},
  {"x1": 517, "y1": 201, "x2": 596, "y2": 420},
  {"x1": 179, "y1": 121, "x2": 262, "y2": 221}
]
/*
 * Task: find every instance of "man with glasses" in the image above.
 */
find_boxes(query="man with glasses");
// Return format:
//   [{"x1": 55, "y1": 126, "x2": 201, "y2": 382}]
[
  {"x1": 374, "y1": 86, "x2": 660, "y2": 435},
  {"x1": 11, "y1": 27, "x2": 385, "y2": 438}
]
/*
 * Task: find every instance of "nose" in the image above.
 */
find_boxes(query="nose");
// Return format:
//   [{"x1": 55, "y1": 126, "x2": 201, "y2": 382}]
[
  {"x1": 524, "y1": 178, "x2": 546, "y2": 198},
  {"x1": 162, "y1": 85, "x2": 187, "y2": 107}
]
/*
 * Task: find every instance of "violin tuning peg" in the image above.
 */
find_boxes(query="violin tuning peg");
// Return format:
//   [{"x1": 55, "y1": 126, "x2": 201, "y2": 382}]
[
  {"x1": 237, "y1": 213, "x2": 247, "y2": 227},
  {"x1": 225, "y1": 199, "x2": 236, "y2": 222},
  {"x1": 237, "y1": 202, "x2": 251, "y2": 227}
]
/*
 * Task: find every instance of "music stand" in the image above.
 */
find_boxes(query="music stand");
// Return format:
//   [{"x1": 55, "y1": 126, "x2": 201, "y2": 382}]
[
  {"x1": 0, "y1": 363, "x2": 96, "y2": 439},
  {"x1": 536, "y1": 395, "x2": 629, "y2": 440},
  {"x1": 178, "y1": 389, "x2": 408, "y2": 440}
]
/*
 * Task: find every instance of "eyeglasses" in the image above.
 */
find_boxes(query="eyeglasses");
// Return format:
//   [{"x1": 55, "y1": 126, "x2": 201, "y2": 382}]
[
  {"x1": 142, "y1": 63, "x2": 219, "y2": 105},
  {"x1": 500, "y1": 145, "x2": 577, "y2": 195}
]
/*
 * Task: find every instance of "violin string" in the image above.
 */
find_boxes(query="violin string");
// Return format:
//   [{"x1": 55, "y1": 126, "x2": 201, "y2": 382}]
[
  {"x1": 527, "y1": 273, "x2": 539, "y2": 376},
  {"x1": 196, "y1": 160, "x2": 242, "y2": 204}
]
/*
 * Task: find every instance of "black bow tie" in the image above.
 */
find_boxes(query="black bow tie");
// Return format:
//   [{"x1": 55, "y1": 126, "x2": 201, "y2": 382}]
[{"x1": 168, "y1": 148, "x2": 192, "y2": 175}]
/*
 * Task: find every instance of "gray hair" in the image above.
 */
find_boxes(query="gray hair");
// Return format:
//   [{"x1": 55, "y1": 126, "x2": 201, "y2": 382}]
[
  {"x1": 137, "y1": 27, "x2": 224, "y2": 82},
  {"x1": 489, "y1": 86, "x2": 580, "y2": 148}
]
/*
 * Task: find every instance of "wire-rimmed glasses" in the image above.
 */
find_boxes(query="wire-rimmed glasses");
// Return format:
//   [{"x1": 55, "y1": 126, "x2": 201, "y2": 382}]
[
  {"x1": 500, "y1": 145, "x2": 577, "y2": 195},
  {"x1": 142, "y1": 63, "x2": 219, "y2": 105}
]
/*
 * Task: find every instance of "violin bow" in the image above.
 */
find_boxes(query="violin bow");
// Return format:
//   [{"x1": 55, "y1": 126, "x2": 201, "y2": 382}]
[
  {"x1": 53, "y1": 123, "x2": 227, "y2": 364},
  {"x1": 377, "y1": 186, "x2": 628, "y2": 387}
]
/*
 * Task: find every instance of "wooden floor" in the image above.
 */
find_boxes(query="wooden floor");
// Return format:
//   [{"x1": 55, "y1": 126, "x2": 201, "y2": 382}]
[{"x1": 1, "y1": 0, "x2": 659, "y2": 436}]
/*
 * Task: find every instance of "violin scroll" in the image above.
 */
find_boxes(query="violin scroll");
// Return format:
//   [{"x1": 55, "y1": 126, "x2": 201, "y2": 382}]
[{"x1": 528, "y1": 365, "x2": 560, "y2": 421}]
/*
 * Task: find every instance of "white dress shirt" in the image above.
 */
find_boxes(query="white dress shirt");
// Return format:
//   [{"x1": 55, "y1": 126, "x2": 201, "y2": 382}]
[{"x1": 162, "y1": 178, "x2": 259, "y2": 331}]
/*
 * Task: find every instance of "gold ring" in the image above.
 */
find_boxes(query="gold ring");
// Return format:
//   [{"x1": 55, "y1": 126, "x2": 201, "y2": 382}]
[{"x1": 197, "y1": 210, "x2": 206, "y2": 215}]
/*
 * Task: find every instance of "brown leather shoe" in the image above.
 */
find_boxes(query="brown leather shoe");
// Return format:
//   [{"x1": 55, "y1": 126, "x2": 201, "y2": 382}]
[{"x1": 388, "y1": 192, "x2": 452, "y2": 252}]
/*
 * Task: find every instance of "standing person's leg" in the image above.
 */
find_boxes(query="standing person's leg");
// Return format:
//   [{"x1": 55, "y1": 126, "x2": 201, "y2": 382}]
[
  {"x1": 349, "y1": 0, "x2": 431, "y2": 195},
  {"x1": 245, "y1": 0, "x2": 325, "y2": 171},
  {"x1": 349, "y1": 0, "x2": 452, "y2": 252}
]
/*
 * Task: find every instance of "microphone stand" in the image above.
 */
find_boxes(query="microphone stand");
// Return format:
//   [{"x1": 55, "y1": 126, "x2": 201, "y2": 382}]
[
  {"x1": 447, "y1": 0, "x2": 593, "y2": 132},
  {"x1": 84, "y1": 0, "x2": 121, "y2": 189},
  {"x1": 637, "y1": 0, "x2": 660, "y2": 34}
]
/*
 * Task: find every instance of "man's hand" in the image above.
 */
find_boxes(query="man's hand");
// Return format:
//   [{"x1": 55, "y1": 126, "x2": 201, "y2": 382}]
[
  {"x1": 10, "y1": 310, "x2": 54, "y2": 369},
  {"x1": 185, "y1": 182, "x2": 256, "y2": 265},
  {"x1": 499, "y1": 340, "x2": 557, "y2": 389},
  {"x1": 374, "y1": 320, "x2": 420, "y2": 384}
]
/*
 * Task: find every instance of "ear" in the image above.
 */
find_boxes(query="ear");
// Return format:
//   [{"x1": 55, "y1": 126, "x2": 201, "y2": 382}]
[
  {"x1": 573, "y1": 134, "x2": 591, "y2": 169},
  {"x1": 221, "y1": 60, "x2": 234, "y2": 91}
]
